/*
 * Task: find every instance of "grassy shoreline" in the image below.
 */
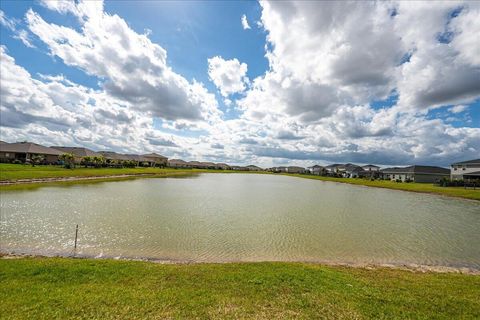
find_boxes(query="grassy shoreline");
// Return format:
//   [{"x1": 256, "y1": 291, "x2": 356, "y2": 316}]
[
  {"x1": 1, "y1": 257, "x2": 479, "y2": 319},
  {"x1": 284, "y1": 173, "x2": 480, "y2": 201},
  {"x1": 1, "y1": 164, "x2": 478, "y2": 200}
]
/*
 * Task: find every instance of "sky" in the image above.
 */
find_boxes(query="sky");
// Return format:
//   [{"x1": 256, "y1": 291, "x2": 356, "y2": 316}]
[{"x1": 0, "y1": 0, "x2": 479, "y2": 168}]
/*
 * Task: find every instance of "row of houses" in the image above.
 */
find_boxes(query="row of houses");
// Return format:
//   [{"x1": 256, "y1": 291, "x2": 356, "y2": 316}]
[
  {"x1": 269, "y1": 160, "x2": 480, "y2": 183},
  {"x1": 1, "y1": 140, "x2": 477, "y2": 182},
  {"x1": 0, "y1": 141, "x2": 265, "y2": 171},
  {"x1": 0, "y1": 141, "x2": 168, "y2": 167}
]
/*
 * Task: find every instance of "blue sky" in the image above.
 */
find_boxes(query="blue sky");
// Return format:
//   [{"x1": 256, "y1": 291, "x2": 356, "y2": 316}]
[{"x1": 0, "y1": 1, "x2": 479, "y2": 167}]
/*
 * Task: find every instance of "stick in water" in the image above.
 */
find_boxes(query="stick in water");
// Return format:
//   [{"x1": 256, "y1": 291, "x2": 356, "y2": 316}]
[{"x1": 74, "y1": 224, "x2": 79, "y2": 253}]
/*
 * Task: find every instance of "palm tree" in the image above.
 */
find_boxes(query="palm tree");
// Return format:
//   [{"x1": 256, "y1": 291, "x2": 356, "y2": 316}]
[
  {"x1": 30, "y1": 154, "x2": 44, "y2": 167},
  {"x1": 59, "y1": 153, "x2": 75, "y2": 169},
  {"x1": 81, "y1": 156, "x2": 92, "y2": 168},
  {"x1": 92, "y1": 156, "x2": 105, "y2": 168}
]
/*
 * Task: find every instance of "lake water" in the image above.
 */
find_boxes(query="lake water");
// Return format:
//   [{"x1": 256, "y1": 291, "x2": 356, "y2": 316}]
[{"x1": 1, "y1": 174, "x2": 479, "y2": 268}]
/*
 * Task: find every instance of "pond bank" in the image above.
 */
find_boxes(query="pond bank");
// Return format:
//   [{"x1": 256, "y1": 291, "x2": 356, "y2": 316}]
[
  {"x1": 284, "y1": 173, "x2": 480, "y2": 201},
  {"x1": 2, "y1": 253, "x2": 479, "y2": 275},
  {"x1": 1, "y1": 256, "x2": 479, "y2": 319}
]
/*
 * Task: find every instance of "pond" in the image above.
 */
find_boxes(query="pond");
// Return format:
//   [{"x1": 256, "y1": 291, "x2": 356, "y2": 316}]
[{"x1": 1, "y1": 174, "x2": 479, "y2": 268}]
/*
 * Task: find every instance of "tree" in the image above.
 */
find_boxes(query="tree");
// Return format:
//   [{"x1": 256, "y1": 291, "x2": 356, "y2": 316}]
[
  {"x1": 92, "y1": 156, "x2": 105, "y2": 168},
  {"x1": 81, "y1": 156, "x2": 92, "y2": 168},
  {"x1": 30, "y1": 154, "x2": 44, "y2": 167},
  {"x1": 59, "y1": 153, "x2": 75, "y2": 169}
]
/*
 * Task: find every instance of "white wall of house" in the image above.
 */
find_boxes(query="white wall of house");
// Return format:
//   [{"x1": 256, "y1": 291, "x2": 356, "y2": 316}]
[
  {"x1": 362, "y1": 166, "x2": 380, "y2": 172},
  {"x1": 451, "y1": 163, "x2": 480, "y2": 180}
]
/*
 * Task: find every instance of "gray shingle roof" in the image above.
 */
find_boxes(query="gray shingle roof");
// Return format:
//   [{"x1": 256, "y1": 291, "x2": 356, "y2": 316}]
[
  {"x1": 0, "y1": 142, "x2": 63, "y2": 155},
  {"x1": 98, "y1": 151, "x2": 130, "y2": 161},
  {"x1": 381, "y1": 165, "x2": 449, "y2": 175},
  {"x1": 143, "y1": 153, "x2": 167, "y2": 159},
  {"x1": 51, "y1": 146, "x2": 101, "y2": 158},
  {"x1": 451, "y1": 159, "x2": 480, "y2": 166}
]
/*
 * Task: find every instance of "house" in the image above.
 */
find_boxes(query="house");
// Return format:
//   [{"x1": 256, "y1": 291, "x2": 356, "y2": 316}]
[
  {"x1": 0, "y1": 141, "x2": 62, "y2": 164},
  {"x1": 143, "y1": 153, "x2": 168, "y2": 167},
  {"x1": 308, "y1": 165, "x2": 326, "y2": 175},
  {"x1": 286, "y1": 166, "x2": 306, "y2": 174},
  {"x1": 325, "y1": 164, "x2": 345, "y2": 175},
  {"x1": 362, "y1": 164, "x2": 380, "y2": 172},
  {"x1": 361, "y1": 164, "x2": 381, "y2": 178},
  {"x1": 381, "y1": 165, "x2": 449, "y2": 183},
  {"x1": 98, "y1": 151, "x2": 131, "y2": 165},
  {"x1": 245, "y1": 165, "x2": 263, "y2": 171},
  {"x1": 451, "y1": 159, "x2": 480, "y2": 181},
  {"x1": 123, "y1": 154, "x2": 154, "y2": 166},
  {"x1": 344, "y1": 164, "x2": 366, "y2": 178},
  {"x1": 202, "y1": 162, "x2": 217, "y2": 169},
  {"x1": 231, "y1": 166, "x2": 250, "y2": 171},
  {"x1": 215, "y1": 163, "x2": 231, "y2": 170},
  {"x1": 51, "y1": 146, "x2": 102, "y2": 164},
  {"x1": 168, "y1": 159, "x2": 191, "y2": 168},
  {"x1": 187, "y1": 161, "x2": 210, "y2": 169}
]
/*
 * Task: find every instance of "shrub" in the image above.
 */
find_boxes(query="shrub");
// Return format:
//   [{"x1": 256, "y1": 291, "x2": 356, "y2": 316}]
[{"x1": 59, "y1": 153, "x2": 75, "y2": 169}]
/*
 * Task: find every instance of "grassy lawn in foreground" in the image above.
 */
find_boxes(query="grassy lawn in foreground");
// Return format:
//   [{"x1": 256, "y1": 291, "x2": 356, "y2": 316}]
[
  {"x1": 0, "y1": 258, "x2": 479, "y2": 319},
  {"x1": 285, "y1": 173, "x2": 480, "y2": 201}
]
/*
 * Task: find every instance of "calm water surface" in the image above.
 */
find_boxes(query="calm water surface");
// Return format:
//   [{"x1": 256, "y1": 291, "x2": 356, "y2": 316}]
[{"x1": 1, "y1": 174, "x2": 479, "y2": 268}]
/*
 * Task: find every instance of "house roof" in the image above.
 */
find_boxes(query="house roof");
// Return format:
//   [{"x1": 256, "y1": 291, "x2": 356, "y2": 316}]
[
  {"x1": 351, "y1": 166, "x2": 366, "y2": 173},
  {"x1": 381, "y1": 165, "x2": 449, "y2": 175},
  {"x1": 51, "y1": 146, "x2": 101, "y2": 158},
  {"x1": 246, "y1": 165, "x2": 262, "y2": 169},
  {"x1": 123, "y1": 154, "x2": 151, "y2": 162},
  {"x1": 216, "y1": 163, "x2": 230, "y2": 167},
  {"x1": 98, "y1": 151, "x2": 130, "y2": 161},
  {"x1": 143, "y1": 153, "x2": 167, "y2": 159},
  {"x1": 362, "y1": 164, "x2": 380, "y2": 168},
  {"x1": 168, "y1": 159, "x2": 188, "y2": 164},
  {"x1": 0, "y1": 142, "x2": 63, "y2": 155},
  {"x1": 308, "y1": 165, "x2": 324, "y2": 169},
  {"x1": 188, "y1": 161, "x2": 209, "y2": 167},
  {"x1": 451, "y1": 159, "x2": 480, "y2": 166},
  {"x1": 325, "y1": 163, "x2": 343, "y2": 168},
  {"x1": 344, "y1": 164, "x2": 362, "y2": 172},
  {"x1": 463, "y1": 171, "x2": 480, "y2": 177}
]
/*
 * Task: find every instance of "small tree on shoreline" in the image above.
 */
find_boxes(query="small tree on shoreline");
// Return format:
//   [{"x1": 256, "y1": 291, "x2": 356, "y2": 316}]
[
  {"x1": 30, "y1": 155, "x2": 44, "y2": 167},
  {"x1": 59, "y1": 153, "x2": 75, "y2": 169}
]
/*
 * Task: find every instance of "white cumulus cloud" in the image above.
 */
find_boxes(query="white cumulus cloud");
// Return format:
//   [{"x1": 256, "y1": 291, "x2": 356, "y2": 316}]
[
  {"x1": 208, "y1": 56, "x2": 249, "y2": 97},
  {"x1": 26, "y1": 1, "x2": 221, "y2": 122},
  {"x1": 241, "y1": 14, "x2": 251, "y2": 30}
]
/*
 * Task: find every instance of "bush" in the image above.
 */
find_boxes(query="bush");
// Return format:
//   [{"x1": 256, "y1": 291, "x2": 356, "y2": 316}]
[
  {"x1": 12, "y1": 159, "x2": 22, "y2": 164},
  {"x1": 395, "y1": 179, "x2": 402, "y2": 183},
  {"x1": 436, "y1": 178, "x2": 465, "y2": 187}
]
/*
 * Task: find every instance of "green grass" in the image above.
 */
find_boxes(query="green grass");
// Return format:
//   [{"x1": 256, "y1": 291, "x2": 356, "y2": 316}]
[
  {"x1": 285, "y1": 174, "x2": 480, "y2": 201},
  {"x1": 0, "y1": 163, "x2": 202, "y2": 181},
  {"x1": 0, "y1": 258, "x2": 479, "y2": 319}
]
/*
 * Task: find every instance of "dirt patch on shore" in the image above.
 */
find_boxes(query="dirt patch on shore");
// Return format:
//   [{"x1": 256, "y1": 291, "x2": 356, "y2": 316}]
[{"x1": 0, "y1": 173, "x2": 157, "y2": 185}]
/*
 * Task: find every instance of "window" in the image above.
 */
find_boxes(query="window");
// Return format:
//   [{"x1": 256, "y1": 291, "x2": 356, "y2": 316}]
[{"x1": 5, "y1": 153, "x2": 10, "y2": 157}]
